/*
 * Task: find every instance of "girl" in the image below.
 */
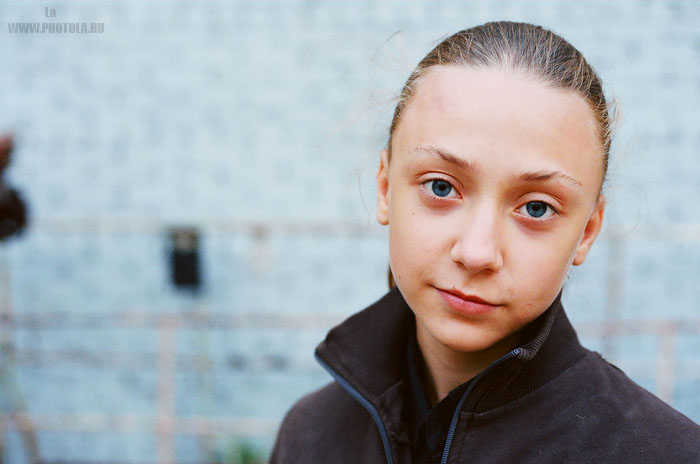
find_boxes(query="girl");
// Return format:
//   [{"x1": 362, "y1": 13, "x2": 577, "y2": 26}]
[{"x1": 270, "y1": 21, "x2": 700, "y2": 463}]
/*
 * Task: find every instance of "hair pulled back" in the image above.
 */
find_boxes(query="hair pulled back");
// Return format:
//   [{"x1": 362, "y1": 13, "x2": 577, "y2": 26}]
[
  {"x1": 388, "y1": 21, "x2": 613, "y2": 175},
  {"x1": 386, "y1": 21, "x2": 615, "y2": 289}
]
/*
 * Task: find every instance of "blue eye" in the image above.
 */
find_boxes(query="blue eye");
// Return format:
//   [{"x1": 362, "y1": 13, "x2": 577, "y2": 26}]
[
  {"x1": 526, "y1": 202, "x2": 547, "y2": 217},
  {"x1": 426, "y1": 179, "x2": 455, "y2": 198},
  {"x1": 520, "y1": 201, "x2": 556, "y2": 219}
]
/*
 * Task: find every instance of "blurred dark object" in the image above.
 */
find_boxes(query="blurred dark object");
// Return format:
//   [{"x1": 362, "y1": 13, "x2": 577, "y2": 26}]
[
  {"x1": 0, "y1": 134, "x2": 12, "y2": 171},
  {"x1": 0, "y1": 134, "x2": 28, "y2": 242},
  {"x1": 168, "y1": 226, "x2": 202, "y2": 293}
]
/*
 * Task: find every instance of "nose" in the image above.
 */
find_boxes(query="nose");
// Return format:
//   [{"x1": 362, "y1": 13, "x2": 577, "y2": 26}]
[{"x1": 449, "y1": 205, "x2": 504, "y2": 273}]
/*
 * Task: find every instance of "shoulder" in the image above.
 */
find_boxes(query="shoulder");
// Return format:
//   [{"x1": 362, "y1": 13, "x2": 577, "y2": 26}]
[
  {"x1": 276, "y1": 381, "x2": 367, "y2": 433},
  {"x1": 571, "y1": 350, "x2": 700, "y2": 459},
  {"x1": 269, "y1": 381, "x2": 379, "y2": 463},
  {"x1": 482, "y1": 350, "x2": 700, "y2": 461},
  {"x1": 584, "y1": 351, "x2": 696, "y2": 422}
]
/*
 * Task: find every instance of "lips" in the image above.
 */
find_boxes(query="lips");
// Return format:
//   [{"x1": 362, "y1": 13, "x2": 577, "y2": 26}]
[
  {"x1": 440, "y1": 288, "x2": 499, "y2": 306},
  {"x1": 436, "y1": 287, "x2": 501, "y2": 316}
]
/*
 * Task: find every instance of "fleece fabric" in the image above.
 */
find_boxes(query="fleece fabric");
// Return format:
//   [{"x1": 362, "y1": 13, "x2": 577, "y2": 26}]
[{"x1": 270, "y1": 286, "x2": 700, "y2": 463}]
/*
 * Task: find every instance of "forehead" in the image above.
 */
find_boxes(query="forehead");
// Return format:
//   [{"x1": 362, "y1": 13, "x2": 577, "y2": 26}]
[{"x1": 393, "y1": 65, "x2": 603, "y2": 190}]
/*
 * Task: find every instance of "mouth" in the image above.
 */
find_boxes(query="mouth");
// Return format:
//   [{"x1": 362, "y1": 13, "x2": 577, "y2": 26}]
[{"x1": 435, "y1": 286, "x2": 501, "y2": 315}]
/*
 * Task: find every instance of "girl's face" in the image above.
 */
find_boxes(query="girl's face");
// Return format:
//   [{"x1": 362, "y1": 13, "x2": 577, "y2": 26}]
[{"x1": 376, "y1": 65, "x2": 606, "y2": 354}]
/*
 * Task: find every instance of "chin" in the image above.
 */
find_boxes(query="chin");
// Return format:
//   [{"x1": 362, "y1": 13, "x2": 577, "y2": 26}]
[
  {"x1": 443, "y1": 338, "x2": 500, "y2": 354},
  {"x1": 433, "y1": 324, "x2": 503, "y2": 353}
]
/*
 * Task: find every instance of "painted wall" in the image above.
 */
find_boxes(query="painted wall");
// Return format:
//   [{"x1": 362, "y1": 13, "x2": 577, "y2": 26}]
[{"x1": 1, "y1": 0, "x2": 698, "y2": 462}]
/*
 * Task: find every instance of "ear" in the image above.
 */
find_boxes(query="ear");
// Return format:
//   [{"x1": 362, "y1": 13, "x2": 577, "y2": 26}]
[
  {"x1": 573, "y1": 194, "x2": 606, "y2": 266},
  {"x1": 376, "y1": 148, "x2": 390, "y2": 226}
]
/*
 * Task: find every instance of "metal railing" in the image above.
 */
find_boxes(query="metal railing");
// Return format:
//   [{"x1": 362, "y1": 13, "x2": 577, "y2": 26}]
[
  {"x1": 2, "y1": 221, "x2": 699, "y2": 462},
  {"x1": 1, "y1": 309, "x2": 700, "y2": 463}
]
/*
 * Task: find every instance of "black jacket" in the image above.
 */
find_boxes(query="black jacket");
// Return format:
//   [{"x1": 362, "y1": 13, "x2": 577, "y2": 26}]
[{"x1": 270, "y1": 286, "x2": 700, "y2": 463}]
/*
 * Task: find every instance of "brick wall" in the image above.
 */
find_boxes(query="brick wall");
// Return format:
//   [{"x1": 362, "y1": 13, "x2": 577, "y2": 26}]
[{"x1": 0, "y1": 0, "x2": 698, "y2": 462}]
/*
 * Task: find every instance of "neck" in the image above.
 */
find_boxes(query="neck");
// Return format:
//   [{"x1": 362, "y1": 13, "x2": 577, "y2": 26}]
[{"x1": 415, "y1": 320, "x2": 521, "y2": 406}]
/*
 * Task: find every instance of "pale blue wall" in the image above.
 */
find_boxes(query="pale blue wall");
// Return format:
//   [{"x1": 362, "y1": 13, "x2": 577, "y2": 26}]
[{"x1": 1, "y1": 0, "x2": 699, "y2": 462}]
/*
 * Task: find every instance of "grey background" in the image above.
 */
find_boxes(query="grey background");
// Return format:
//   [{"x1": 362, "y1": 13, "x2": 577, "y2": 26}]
[{"x1": 0, "y1": 0, "x2": 699, "y2": 462}]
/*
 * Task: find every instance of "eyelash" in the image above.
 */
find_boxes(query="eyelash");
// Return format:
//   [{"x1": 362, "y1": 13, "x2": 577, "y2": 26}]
[{"x1": 420, "y1": 178, "x2": 560, "y2": 220}]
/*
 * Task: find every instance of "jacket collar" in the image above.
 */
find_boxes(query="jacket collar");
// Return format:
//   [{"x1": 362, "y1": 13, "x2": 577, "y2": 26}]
[{"x1": 315, "y1": 285, "x2": 587, "y2": 424}]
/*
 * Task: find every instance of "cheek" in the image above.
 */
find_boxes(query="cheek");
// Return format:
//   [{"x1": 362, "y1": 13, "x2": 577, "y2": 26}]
[
  {"x1": 388, "y1": 207, "x2": 444, "y2": 280},
  {"x1": 520, "y1": 248, "x2": 568, "y2": 283},
  {"x1": 388, "y1": 216, "x2": 423, "y2": 275},
  {"x1": 508, "y1": 229, "x2": 580, "y2": 296}
]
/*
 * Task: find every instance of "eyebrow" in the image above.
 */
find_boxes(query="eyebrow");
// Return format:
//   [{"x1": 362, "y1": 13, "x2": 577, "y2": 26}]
[
  {"x1": 411, "y1": 145, "x2": 477, "y2": 173},
  {"x1": 518, "y1": 169, "x2": 583, "y2": 187},
  {"x1": 410, "y1": 145, "x2": 583, "y2": 188}
]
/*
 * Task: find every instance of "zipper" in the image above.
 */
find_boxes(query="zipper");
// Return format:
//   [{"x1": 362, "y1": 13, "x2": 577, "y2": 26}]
[
  {"x1": 440, "y1": 348, "x2": 521, "y2": 464},
  {"x1": 316, "y1": 353, "x2": 394, "y2": 464}
]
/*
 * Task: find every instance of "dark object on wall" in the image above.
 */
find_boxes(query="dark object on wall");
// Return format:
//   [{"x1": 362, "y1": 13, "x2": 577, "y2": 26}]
[
  {"x1": 0, "y1": 134, "x2": 28, "y2": 242},
  {"x1": 168, "y1": 226, "x2": 202, "y2": 293}
]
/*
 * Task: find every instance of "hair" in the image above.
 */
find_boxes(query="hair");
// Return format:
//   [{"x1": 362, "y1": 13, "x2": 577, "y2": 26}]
[{"x1": 386, "y1": 21, "x2": 616, "y2": 289}]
